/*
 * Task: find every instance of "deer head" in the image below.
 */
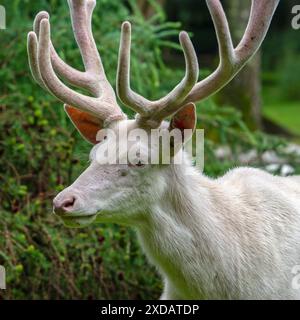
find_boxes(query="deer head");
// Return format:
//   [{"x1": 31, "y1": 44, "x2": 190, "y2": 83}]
[{"x1": 27, "y1": 0, "x2": 279, "y2": 227}]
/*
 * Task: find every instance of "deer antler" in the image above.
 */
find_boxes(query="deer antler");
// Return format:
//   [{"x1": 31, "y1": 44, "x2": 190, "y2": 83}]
[
  {"x1": 117, "y1": 0, "x2": 280, "y2": 125},
  {"x1": 117, "y1": 22, "x2": 199, "y2": 126},
  {"x1": 27, "y1": 0, "x2": 126, "y2": 125},
  {"x1": 117, "y1": 22, "x2": 199, "y2": 124},
  {"x1": 182, "y1": 0, "x2": 280, "y2": 105}
]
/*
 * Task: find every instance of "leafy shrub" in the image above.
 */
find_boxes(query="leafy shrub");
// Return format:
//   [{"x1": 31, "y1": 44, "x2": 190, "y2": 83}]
[
  {"x1": 263, "y1": 30, "x2": 300, "y2": 101},
  {"x1": 0, "y1": 0, "x2": 180, "y2": 300},
  {"x1": 1, "y1": 0, "x2": 299, "y2": 300},
  {"x1": 277, "y1": 53, "x2": 300, "y2": 101}
]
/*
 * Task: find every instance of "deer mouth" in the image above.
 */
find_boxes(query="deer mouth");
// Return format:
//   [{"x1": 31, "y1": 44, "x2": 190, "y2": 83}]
[{"x1": 60, "y1": 214, "x2": 97, "y2": 228}]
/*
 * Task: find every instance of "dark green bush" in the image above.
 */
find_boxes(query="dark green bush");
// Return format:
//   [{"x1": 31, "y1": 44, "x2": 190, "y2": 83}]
[
  {"x1": 263, "y1": 30, "x2": 300, "y2": 101},
  {"x1": 1, "y1": 0, "x2": 181, "y2": 300},
  {"x1": 1, "y1": 0, "x2": 299, "y2": 300}
]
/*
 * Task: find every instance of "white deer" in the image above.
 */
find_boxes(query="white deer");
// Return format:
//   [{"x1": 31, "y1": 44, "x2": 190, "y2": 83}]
[{"x1": 27, "y1": 0, "x2": 300, "y2": 300}]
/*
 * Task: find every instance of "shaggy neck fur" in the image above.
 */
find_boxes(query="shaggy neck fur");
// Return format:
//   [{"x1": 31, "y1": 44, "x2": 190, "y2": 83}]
[
  {"x1": 136, "y1": 160, "x2": 300, "y2": 299},
  {"x1": 136, "y1": 163, "x2": 227, "y2": 299}
]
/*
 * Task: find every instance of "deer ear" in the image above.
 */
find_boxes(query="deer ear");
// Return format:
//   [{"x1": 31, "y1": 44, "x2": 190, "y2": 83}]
[
  {"x1": 64, "y1": 105, "x2": 103, "y2": 145},
  {"x1": 169, "y1": 102, "x2": 197, "y2": 141}
]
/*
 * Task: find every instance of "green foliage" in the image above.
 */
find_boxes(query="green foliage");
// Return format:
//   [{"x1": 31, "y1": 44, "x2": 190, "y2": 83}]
[
  {"x1": 277, "y1": 53, "x2": 300, "y2": 101},
  {"x1": 1, "y1": 0, "x2": 178, "y2": 300},
  {"x1": 0, "y1": 0, "x2": 299, "y2": 300},
  {"x1": 198, "y1": 99, "x2": 300, "y2": 177},
  {"x1": 1, "y1": 211, "x2": 161, "y2": 299},
  {"x1": 262, "y1": 30, "x2": 300, "y2": 102},
  {"x1": 261, "y1": 29, "x2": 300, "y2": 136},
  {"x1": 266, "y1": 101, "x2": 300, "y2": 136}
]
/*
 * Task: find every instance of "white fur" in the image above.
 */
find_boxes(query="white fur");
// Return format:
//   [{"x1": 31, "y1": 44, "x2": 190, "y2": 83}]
[{"x1": 54, "y1": 120, "x2": 300, "y2": 299}]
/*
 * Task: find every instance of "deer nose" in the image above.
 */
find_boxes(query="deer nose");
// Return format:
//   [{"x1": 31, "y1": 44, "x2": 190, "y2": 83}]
[{"x1": 53, "y1": 196, "x2": 77, "y2": 215}]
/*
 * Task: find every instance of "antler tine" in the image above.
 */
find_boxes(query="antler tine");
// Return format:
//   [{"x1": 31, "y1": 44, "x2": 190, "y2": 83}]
[
  {"x1": 28, "y1": 31, "x2": 49, "y2": 91},
  {"x1": 117, "y1": 21, "x2": 199, "y2": 122},
  {"x1": 27, "y1": 0, "x2": 126, "y2": 125},
  {"x1": 182, "y1": 0, "x2": 280, "y2": 105},
  {"x1": 235, "y1": 0, "x2": 279, "y2": 63},
  {"x1": 35, "y1": 18, "x2": 125, "y2": 123},
  {"x1": 206, "y1": 0, "x2": 235, "y2": 68},
  {"x1": 31, "y1": 0, "x2": 107, "y2": 97},
  {"x1": 31, "y1": 11, "x2": 94, "y2": 94},
  {"x1": 68, "y1": 0, "x2": 103, "y2": 74}
]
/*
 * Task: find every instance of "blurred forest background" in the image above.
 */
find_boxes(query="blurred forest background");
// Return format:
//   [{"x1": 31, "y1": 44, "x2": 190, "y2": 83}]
[{"x1": 0, "y1": 0, "x2": 299, "y2": 299}]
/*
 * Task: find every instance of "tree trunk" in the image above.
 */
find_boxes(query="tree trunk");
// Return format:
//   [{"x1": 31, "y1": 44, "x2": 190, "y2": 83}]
[
  {"x1": 216, "y1": 0, "x2": 262, "y2": 129},
  {"x1": 137, "y1": 0, "x2": 166, "y2": 19}
]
